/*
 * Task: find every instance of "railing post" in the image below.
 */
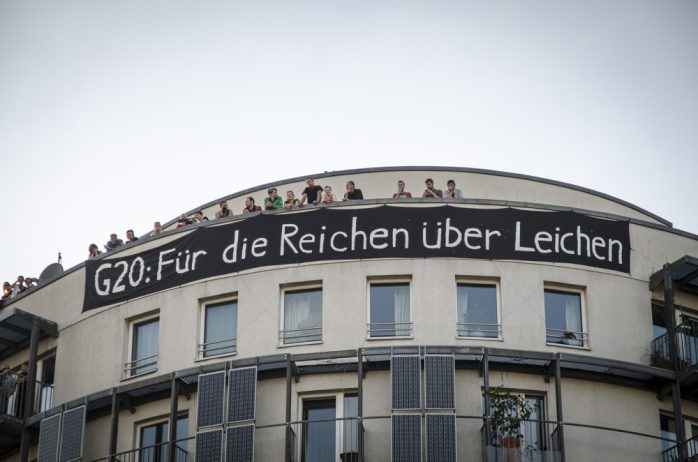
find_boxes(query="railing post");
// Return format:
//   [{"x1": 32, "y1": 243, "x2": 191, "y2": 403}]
[
  {"x1": 168, "y1": 374, "x2": 178, "y2": 462},
  {"x1": 664, "y1": 264, "x2": 687, "y2": 460},
  {"x1": 285, "y1": 355, "x2": 293, "y2": 462},
  {"x1": 19, "y1": 317, "x2": 40, "y2": 462},
  {"x1": 109, "y1": 389, "x2": 120, "y2": 461},
  {"x1": 357, "y1": 348, "x2": 364, "y2": 462},
  {"x1": 482, "y1": 348, "x2": 491, "y2": 448},
  {"x1": 554, "y1": 353, "x2": 566, "y2": 462}
]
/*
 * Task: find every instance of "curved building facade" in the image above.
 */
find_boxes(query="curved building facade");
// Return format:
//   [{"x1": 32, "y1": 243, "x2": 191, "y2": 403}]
[{"x1": 1, "y1": 166, "x2": 697, "y2": 462}]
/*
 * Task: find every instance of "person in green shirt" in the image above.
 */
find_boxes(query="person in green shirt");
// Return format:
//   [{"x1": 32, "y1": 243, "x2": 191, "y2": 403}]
[{"x1": 264, "y1": 187, "x2": 284, "y2": 210}]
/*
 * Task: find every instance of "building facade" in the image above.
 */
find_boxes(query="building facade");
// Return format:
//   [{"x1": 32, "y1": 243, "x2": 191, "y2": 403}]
[{"x1": 1, "y1": 166, "x2": 697, "y2": 461}]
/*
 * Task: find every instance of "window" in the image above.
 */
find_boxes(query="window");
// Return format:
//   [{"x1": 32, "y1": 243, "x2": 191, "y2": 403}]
[
  {"x1": 544, "y1": 288, "x2": 586, "y2": 347},
  {"x1": 138, "y1": 415, "x2": 189, "y2": 462},
  {"x1": 368, "y1": 282, "x2": 411, "y2": 338},
  {"x1": 457, "y1": 282, "x2": 500, "y2": 338},
  {"x1": 200, "y1": 299, "x2": 237, "y2": 358},
  {"x1": 281, "y1": 287, "x2": 322, "y2": 344},
  {"x1": 126, "y1": 316, "x2": 159, "y2": 377},
  {"x1": 660, "y1": 414, "x2": 677, "y2": 456},
  {"x1": 301, "y1": 394, "x2": 358, "y2": 462},
  {"x1": 484, "y1": 393, "x2": 546, "y2": 452}
]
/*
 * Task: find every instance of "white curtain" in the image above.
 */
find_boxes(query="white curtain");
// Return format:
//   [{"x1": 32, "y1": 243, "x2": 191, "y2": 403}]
[
  {"x1": 394, "y1": 287, "x2": 410, "y2": 336},
  {"x1": 564, "y1": 297, "x2": 581, "y2": 346},
  {"x1": 285, "y1": 292, "x2": 311, "y2": 334},
  {"x1": 457, "y1": 288, "x2": 472, "y2": 336}
]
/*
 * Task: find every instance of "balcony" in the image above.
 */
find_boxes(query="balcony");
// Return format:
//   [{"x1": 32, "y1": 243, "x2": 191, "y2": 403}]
[
  {"x1": 481, "y1": 418, "x2": 562, "y2": 462},
  {"x1": 650, "y1": 319, "x2": 698, "y2": 371},
  {"x1": 0, "y1": 370, "x2": 54, "y2": 456},
  {"x1": 92, "y1": 437, "x2": 192, "y2": 462}
]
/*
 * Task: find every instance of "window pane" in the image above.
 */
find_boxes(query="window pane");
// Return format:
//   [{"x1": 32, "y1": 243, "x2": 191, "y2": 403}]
[
  {"x1": 370, "y1": 284, "x2": 410, "y2": 337},
  {"x1": 204, "y1": 301, "x2": 237, "y2": 357},
  {"x1": 660, "y1": 415, "x2": 676, "y2": 453},
  {"x1": 457, "y1": 284, "x2": 498, "y2": 338},
  {"x1": 544, "y1": 290, "x2": 582, "y2": 346},
  {"x1": 284, "y1": 289, "x2": 322, "y2": 344},
  {"x1": 343, "y1": 395, "x2": 359, "y2": 455},
  {"x1": 652, "y1": 303, "x2": 668, "y2": 339},
  {"x1": 133, "y1": 319, "x2": 159, "y2": 374},
  {"x1": 303, "y1": 399, "x2": 336, "y2": 462}
]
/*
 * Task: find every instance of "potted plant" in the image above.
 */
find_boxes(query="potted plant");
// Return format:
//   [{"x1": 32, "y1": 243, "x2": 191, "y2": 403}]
[{"x1": 489, "y1": 387, "x2": 533, "y2": 454}]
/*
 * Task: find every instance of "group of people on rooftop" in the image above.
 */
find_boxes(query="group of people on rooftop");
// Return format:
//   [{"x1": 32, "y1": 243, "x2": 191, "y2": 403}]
[
  {"x1": 32, "y1": 177, "x2": 445, "y2": 265},
  {"x1": 2, "y1": 276, "x2": 37, "y2": 301}
]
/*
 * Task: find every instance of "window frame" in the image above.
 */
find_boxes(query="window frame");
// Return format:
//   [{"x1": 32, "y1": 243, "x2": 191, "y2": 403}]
[
  {"x1": 197, "y1": 295, "x2": 238, "y2": 360},
  {"x1": 543, "y1": 284, "x2": 588, "y2": 349},
  {"x1": 135, "y1": 413, "x2": 190, "y2": 459},
  {"x1": 279, "y1": 282, "x2": 323, "y2": 346},
  {"x1": 299, "y1": 391, "x2": 359, "y2": 462},
  {"x1": 456, "y1": 278, "x2": 502, "y2": 340},
  {"x1": 124, "y1": 312, "x2": 160, "y2": 379},
  {"x1": 483, "y1": 390, "x2": 547, "y2": 451},
  {"x1": 366, "y1": 277, "x2": 413, "y2": 340}
]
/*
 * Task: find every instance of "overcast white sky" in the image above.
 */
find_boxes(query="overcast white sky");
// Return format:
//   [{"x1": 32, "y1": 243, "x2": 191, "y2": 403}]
[{"x1": 1, "y1": 0, "x2": 696, "y2": 283}]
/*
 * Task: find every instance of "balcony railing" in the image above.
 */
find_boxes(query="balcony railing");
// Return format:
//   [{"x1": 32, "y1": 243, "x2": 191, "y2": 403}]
[
  {"x1": 545, "y1": 328, "x2": 589, "y2": 348},
  {"x1": 457, "y1": 322, "x2": 502, "y2": 339},
  {"x1": 0, "y1": 370, "x2": 54, "y2": 418},
  {"x1": 279, "y1": 326, "x2": 323, "y2": 344},
  {"x1": 366, "y1": 321, "x2": 413, "y2": 338},
  {"x1": 123, "y1": 354, "x2": 158, "y2": 377},
  {"x1": 481, "y1": 418, "x2": 562, "y2": 462},
  {"x1": 92, "y1": 437, "x2": 192, "y2": 462},
  {"x1": 650, "y1": 319, "x2": 698, "y2": 371},
  {"x1": 198, "y1": 337, "x2": 237, "y2": 358}
]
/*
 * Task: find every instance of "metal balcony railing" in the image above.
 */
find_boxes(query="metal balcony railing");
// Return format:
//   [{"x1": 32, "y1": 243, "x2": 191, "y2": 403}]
[
  {"x1": 481, "y1": 418, "x2": 562, "y2": 462},
  {"x1": 650, "y1": 318, "x2": 698, "y2": 371},
  {"x1": 279, "y1": 326, "x2": 323, "y2": 344},
  {"x1": 0, "y1": 370, "x2": 54, "y2": 418},
  {"x1": 92, "y1": 437, "x2": 192, "y2": 462},
  {"x1": 457, "y1": 322, "x2": 502, "y2": 339},
  {"x1": 123, "y1": 354, "x2": 158, "y2": 377},
  {"x1": 366, "y1": 321, "x2": 413, "y2": 338},
  {"x1": 545, "y1": 328, "x2": 589, "y2": 348},
  {"x1": 198, "y1": 337, "x2": 237, "y2": 358}
]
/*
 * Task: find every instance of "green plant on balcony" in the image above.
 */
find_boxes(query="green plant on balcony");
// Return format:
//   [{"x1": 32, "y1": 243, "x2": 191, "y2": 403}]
[{"x1": 489, "y1": 387, "x2": 533, "y2": 449}]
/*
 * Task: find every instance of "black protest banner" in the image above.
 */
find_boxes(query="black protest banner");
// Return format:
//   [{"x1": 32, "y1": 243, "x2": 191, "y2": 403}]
[{"x1": 83, "y1": 206, "x2": 630, "y2": 311}]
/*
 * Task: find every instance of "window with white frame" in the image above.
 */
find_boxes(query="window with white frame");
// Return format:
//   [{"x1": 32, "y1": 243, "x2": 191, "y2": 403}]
[
  {"x1": 281, "y1": 286, "x2": 322, "y2": 344},
  {"x1": 368, "y1": 281, "x2": 411, "y2": 338},
  {"x1": 484, "y1": 392, "x2": 546, "y2": 452},
  {"x1": 200, "y1": 298, "x2": 238, "y2": 358},
  {"x1": 126, "y1": 315, "x2": 160, "y2": 377},
  {"x1": 457, "y1": 282, "x2": 500, "y2": 338},
  {"x1": 138, "y1": 414, "x2": 189, "y2": 461},
  {"x1": 301, "y1": 393, "x2": 358, "y2": 462},
  {"x1": 544, "y1": 287, "x2": 587, "y2": 347}
]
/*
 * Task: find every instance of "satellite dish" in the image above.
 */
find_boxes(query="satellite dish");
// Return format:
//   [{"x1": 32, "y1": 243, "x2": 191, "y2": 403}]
[{"x1": 39, "y1": 263, "x2": 64, "y2": 283}]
